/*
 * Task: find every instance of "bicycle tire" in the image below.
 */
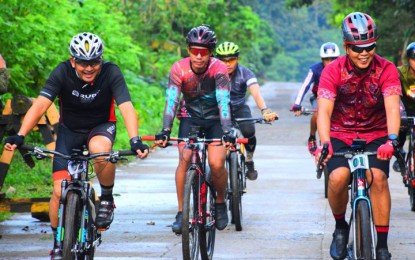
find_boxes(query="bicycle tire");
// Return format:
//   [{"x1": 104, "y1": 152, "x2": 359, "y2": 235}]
[
  {"x1": 62, "y1": 191, "x2": 82, "y2": 260},
  {"x1": 229, "y1": 152, "x2": 242, "y2": 231},
  {"x1": 354, "y1": 200, "x2": 373, "y2": 259},
  {"x1": 86, "y1": 188, "x2": 97, "y2": 259},
  {"x1": 323, "y1": 166, "x2": 329, "y2": 199},
  {"x1": 199, "y1": 179, "x2": 216, "y2": 260},
  {"x1": 182, "y1": 169, "x2": 199, "y2": 260}
]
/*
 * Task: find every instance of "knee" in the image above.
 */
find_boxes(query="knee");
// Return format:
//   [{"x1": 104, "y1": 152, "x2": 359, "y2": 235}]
[{"x1": 52, "y1": 184, "x2": 62, "y2": 201}]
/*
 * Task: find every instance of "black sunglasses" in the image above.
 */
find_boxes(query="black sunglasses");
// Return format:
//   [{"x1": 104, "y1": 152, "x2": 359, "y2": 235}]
[
  {"x1": 349, "y1": 44, "x2": 376, "y2": 53},
  {"x1": 75, "y1": 58, "x2": 102, "y2": 67}
]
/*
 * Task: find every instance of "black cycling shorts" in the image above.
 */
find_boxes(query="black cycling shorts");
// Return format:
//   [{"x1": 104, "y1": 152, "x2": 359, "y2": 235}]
[
  {"x1": 178, "y1": 118, "x2": 223, "y2": 141},
  {"x1": 52, "y1": 122, "x2": 116, "y2": 178},
  {"x1": 326, "y1": 137, "x2": 390, "y2": 177}
]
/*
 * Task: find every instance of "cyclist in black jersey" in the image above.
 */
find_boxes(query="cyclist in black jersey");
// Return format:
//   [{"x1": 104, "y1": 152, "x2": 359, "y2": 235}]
[
  {"x1": 215, "y1": 41, "x2": 278, "y2": 180},
  {"x1": 4, "y1": 32, "x2": 149, "y2": 259}
]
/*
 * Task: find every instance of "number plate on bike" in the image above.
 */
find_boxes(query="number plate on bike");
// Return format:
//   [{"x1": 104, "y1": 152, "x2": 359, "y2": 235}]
[{"x1": 348, "y1": 154, "x2": 369, "y2": 172}]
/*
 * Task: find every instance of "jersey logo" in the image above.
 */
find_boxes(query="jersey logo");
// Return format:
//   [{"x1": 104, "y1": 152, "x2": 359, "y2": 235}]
[{"x1": 72, "y1": 90, "x2": 101, "y2": 104}]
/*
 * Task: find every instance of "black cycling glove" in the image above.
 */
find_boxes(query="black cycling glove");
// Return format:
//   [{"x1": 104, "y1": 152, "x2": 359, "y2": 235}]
[
  {"x1": 4, "y1": 134, "x2": 25, "y2": 147},
  {"x1": 292, "y1": 104, "x2": 302, "y2": 112},
  {"x1": 130, "y1": 136, "x2": 149, "y2": 153},
  {"x1": 222, "y1": 131, "x2": 236, "y2": 144},
  {"x1": 155, "y1": 129, "x2": 171, "y2": 141}
]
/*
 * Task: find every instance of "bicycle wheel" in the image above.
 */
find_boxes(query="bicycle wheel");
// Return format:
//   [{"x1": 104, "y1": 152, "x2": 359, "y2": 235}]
[
  {"x1": 354, "y1": 200, "x2": 373, "y2": 259},
  {"x1": 86, "y1": 188, "x2": 97, "y2": 259},
  {"x1": 62, "y1": 191, "x2": 82, "y2": 259},
  {"x1": 199, "y1": 179, "x2": 216, "y2": 260},
  {"x1": 182, "y1": 169, "x2": 199, "y2": 260},
  {"x1": 229, "y1": 151, "x2": 242, "y2": 231}
]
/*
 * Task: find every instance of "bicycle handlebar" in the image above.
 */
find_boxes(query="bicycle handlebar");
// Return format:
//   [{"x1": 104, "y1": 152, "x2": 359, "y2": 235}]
[
  {"x1": 141, "y1": 135, "x2": 248, "y2": 144},
  {"x1": 234, "y1": 117, "x2": 271, "y2": 125},
  {"x1": 290, "y1": 108, "x2": 316, "y2": 116},
  {"x1": 20, "y1": 144, "x2": 137, "y2": 162},
  {"x1": 316, "y1": 143, "x2": 328, "y2": 179}
]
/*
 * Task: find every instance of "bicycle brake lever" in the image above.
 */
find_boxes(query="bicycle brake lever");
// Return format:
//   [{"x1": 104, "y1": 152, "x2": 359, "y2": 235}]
[{"x1": 316, "y1": 143, "x2": 329, "y2": 179}]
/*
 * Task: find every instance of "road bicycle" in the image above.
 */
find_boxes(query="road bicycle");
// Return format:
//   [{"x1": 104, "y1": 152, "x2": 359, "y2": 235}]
[
  {"x1": 291, "y1": 107, "x2": 329, "y2": 198},
  {"x1": 226, "y1": 117, "x2": 266, "y2": 231},
  {"x1": 317, "y1": 138, "x2": 405, "y2": 259},
  {"x1": 396, "y1": 116, "x2": 415, "y2": 211},
  {"x1": 21, "y1": 144, "x2": 136, "y2": 260}
]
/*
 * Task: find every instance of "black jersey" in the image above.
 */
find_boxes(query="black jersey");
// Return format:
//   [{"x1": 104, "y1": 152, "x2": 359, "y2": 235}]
[{"x1": 40, "y1": 60, "x2": 131, "y2": 132}]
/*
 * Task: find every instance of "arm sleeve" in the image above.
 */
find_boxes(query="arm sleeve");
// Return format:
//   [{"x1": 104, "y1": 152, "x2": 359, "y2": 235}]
[
  {"x1": 380, "y1": 62, "x2": 402, "y2": 97},
  {"x1": 162, "y1": 63, "x2": 182, "y2": 130},
  {"x1": 317, "y1": 64, "x2": 337, "y2": 101},
  {"x1": 215, "y1": 68, "x2": 232, "y2": 132},
  {"x1": 294, "y1": 69, "x2": 314, "y2": 105}
]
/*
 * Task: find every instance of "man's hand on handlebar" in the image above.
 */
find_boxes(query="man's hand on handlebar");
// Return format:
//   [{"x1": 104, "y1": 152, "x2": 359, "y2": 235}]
[
  {"x1": 4, "y1": 134, "x2": 25, "y2": 151},
  {"x1": 222, "y1": 131, "x2": 236, "y2": 149},
  {"x1": 130, "y1": 136, "x2": 149, "y2": 159},
  {"x1": 291, "y1": 104, "x2": 302, "y2": 117},
  {"x1": 155, "y1": 129, "x2": 171, "y2": 148},
  {"x1": 314, "y1": 141, "x2": 333, "y2": 167},
  {"x1": 261, "y1": 108, "x2": 278, "y2": 122}
]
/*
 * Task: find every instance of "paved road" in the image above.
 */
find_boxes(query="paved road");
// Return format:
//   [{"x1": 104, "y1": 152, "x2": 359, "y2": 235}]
[{"x1": 1, "y1": 82, "x2": 414, "y2": 259}]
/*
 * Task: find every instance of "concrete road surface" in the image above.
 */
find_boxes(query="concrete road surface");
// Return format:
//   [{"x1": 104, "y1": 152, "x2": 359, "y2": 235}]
[{"x1": 0, "y1": 82, "x2": 414, "y2": 259}]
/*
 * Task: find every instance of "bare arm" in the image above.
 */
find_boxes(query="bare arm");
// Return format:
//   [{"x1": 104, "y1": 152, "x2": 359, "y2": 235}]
[
  {"x1": 384, "y1": 94, "x2": 400, "y2": 136},
  {"x1": 316, "y1": 97, "x2": 334, "y2": 162},
  {"x1": 249, "y1": 84, "x2": 267, "y2": 110},
  {"x1": 18, "y1": 96, "x2": 53, "y2": 136},
  {"x1": 118, "y1": 101, "x2": 139, "y2": 139}
]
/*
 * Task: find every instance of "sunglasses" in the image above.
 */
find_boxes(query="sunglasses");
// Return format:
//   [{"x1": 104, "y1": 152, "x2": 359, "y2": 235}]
[
  {"x1": 75, "y1": 58, "x2": 102, "y2": 67},
  {"x1": 189, "y1": 48, "x2": 211, "y2": 57},
  {"x1": 349, "y1": 44, "x2": 376, "y2": 53},
  {"x1": 219, "y1": 57, "x2": 238, "y2": 63}
]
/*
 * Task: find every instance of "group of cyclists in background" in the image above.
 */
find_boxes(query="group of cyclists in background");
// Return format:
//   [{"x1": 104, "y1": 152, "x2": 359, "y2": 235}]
[{"x1": 1, "y1": 9, "x2": 413, "y2": 260}]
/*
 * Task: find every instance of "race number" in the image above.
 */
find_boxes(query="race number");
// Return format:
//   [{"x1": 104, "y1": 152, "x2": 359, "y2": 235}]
[{"x1": 348, "y1": 154, "x2": 369, "y2": 172}]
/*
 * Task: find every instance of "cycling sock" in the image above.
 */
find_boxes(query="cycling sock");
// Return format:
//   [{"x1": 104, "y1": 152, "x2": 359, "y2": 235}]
[
  {"x1": 333, "y1": 212, "x2": 348, "y2": 229},
  {"x1": 246, "y1": 151, "x2": 254, "y2": 162},
  {"x1": 100, "y1": 184, "x2": 114, "y2": 200},
  {"x1": 51, "y1": 227, "x2": 58, "y2": 247},
  {"x1": 375, "y1": 225, "x2": 389, "y2": 250}
]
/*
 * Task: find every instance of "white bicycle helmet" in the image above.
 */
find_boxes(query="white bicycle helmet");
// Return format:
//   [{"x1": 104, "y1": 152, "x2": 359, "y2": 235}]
[
  {"x1": 320, "y1": 42, "x2": 340, "y2": 58},
  {"x1": 69, "y1": 32, "x2": 104, "y2": 60}
]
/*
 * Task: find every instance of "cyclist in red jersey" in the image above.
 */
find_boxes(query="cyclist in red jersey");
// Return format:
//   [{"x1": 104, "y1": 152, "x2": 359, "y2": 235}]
[
  {"x1": 315, "y1": 12, "x2": 401, "y2": 260},
  {"x1": 4, "y1": 32, "x2": 149, "y2": 259},
  {"x1": 292, "y1": 42, "x2": 340, "y2": 155},
  {"x1": 155, "y1": 25, "x2": 234, "y2": 234},
  {"x1": 215, "y1": 41, "x2": 278, "y2": 180}
]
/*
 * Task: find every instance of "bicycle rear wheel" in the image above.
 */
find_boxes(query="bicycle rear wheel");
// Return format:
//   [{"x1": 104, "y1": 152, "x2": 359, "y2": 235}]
[
  {"x1": 182, "y1": 169, "x2": 199, "y2": 259},
  {"x1": 354, "y1": 200, "x2": 374, "y2": 259},
  {"x1": 62, "y1": 191, "x2": 82, "y2": 260},
  {"x1": 199, "y1": 180, "x2": 216, "y2": 260},
  {"x1": 229, "y1": 152, "x2": 243, "y2": 231}
]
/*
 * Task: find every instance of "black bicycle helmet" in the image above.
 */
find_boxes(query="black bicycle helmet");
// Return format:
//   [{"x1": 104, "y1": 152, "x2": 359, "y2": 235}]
[
  {"x1": 342, "y1": 12, "x2": 378, "y2": 45},
  {"x1": 69, "y1": 32, "x2": 104, "y2": 60},
  {"x1": 186, "y1": 25, "x2": 217, "y2": 49},
  {"x1": 407, "y1": 42, "x2": 415, "y2": 59}
]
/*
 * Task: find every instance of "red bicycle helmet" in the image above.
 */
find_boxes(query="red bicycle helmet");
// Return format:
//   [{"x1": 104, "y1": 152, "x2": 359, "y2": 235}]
[
  {"x1": 186, "y1": 25, "x2": 217, "y2": 49},
  {"x1": 342, "y1": 12, "x2": 378, "y2": 45}
]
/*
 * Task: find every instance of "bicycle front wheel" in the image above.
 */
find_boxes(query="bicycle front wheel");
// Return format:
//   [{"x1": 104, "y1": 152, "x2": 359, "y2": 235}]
[
  {"x1": 182, "y1": 169, "x2": 199, "y2": 260},
  {"x1": 354, "y1": 200, "x2": 374, "y2": 259},
  {"x1": 62, "y1": 191, "x2": 82, "y2": 260},
  {"x1": 199, "y1": 179, "x2": 216, "y2": 260},
  {"x1": 229, "y1": 151, "x2": 243, "y2": 231}
]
